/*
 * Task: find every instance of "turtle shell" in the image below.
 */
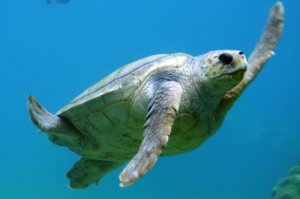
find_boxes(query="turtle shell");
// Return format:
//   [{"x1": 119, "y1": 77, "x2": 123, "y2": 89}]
[
  {"x1": 57, "y1": 54, "x2": 191, "y2": 117},
  {"x1": 56, "y1": 53, "x2": 191, "y2": 160}
]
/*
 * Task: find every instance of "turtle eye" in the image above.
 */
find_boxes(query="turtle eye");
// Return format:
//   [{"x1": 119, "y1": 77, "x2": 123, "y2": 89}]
[{"x1": 219, "y1": 53, "x2": 233, "y2": 65}]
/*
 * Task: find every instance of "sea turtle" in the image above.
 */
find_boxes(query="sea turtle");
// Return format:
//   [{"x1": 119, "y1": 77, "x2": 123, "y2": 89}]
[{"x1": 27, "y1": 2, "x2": 284, "y2": 189}]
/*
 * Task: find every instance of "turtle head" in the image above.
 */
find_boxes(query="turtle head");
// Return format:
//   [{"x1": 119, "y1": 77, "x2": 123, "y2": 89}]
[{"x1": 196, "y1": 50, "x2": 247, "y2": 92}]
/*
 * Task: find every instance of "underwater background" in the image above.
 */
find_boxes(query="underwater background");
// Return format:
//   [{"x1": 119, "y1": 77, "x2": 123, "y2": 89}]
[{"x1": 1, "y1": 0, "x2": 299, "y2": 198}]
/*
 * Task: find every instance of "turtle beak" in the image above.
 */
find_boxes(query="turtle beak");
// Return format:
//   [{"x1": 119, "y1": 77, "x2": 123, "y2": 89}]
[
  {"x1": 213, "y1": 64, "x2": 247, "y2": 79},
  {"x1": 226, "y1": 65, "x2": 247, "y2": 79}
]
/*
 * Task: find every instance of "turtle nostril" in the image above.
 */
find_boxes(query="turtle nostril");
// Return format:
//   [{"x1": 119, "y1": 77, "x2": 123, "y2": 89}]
[
  {"x1": 238, "y1": 51, "x2": 244, "y2": 55},
  {"x1": 219, "y1": 53, "x2": 233, "y2": 65}
]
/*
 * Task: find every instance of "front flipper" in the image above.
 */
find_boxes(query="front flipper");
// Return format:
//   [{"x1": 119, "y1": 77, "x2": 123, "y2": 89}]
[
  {"x1": 67, "y1": 158, "x2": 122, "y2": 189},
  {"x1": 119, "y1": 81, "x2": 182, "y2": 187},
  {"x1": 216, "y1": 2, "x2": 284, "y2": 121}
]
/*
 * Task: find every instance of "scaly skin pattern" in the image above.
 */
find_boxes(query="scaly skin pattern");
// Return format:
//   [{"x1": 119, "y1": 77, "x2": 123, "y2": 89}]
[{"x1": 27, "y1": 2, "x2": 284, "y2": 189}]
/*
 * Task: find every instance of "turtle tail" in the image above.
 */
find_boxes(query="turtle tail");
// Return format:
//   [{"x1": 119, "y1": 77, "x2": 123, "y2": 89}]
[{"x1": 27, "y1": 95, "x2": 80, "y2": 139}]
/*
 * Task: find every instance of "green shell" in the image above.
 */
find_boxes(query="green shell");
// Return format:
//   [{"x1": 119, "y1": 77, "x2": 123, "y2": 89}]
[{"x1": 56, "y1": 53, "x2": 194, "y2": 161}]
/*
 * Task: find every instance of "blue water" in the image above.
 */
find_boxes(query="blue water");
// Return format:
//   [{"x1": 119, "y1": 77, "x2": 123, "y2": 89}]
[{"x1": 1, "y1": 0, "x2": 299, "y2": 198}]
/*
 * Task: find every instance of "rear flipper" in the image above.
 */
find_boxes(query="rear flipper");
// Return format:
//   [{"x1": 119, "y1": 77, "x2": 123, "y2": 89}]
[
  {"x1": 67, "y1": 158, "x2": 122, "y2": 189},
  {"x1": 27, "y1": 95, "x2": 80, "y2": 138}
]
